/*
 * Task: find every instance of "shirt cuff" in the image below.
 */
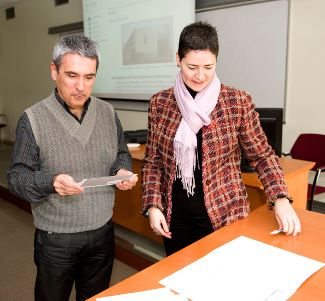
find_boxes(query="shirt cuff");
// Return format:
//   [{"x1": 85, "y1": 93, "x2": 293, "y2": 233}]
[
  {"x1": 267, "y1": 194, "x2": 293, "y2": 210},
  {"x1": 44, "y1": 174, "x2": 57, "y2": 193}
]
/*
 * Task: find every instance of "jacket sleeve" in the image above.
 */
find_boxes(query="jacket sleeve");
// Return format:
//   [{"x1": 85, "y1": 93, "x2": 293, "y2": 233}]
[
  {"x1": 141, "y1": 95, "x2": 165, "y2": 214},
  {"x1": 238, "y1": 92, "x2": 290, "y2": 203}
]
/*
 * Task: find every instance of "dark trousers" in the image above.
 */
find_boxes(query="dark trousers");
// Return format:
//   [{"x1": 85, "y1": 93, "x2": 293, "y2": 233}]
[
  {"x1": 34, "y1": 220, "x2": 115, "y2": 301},
  {"x1": 163, "y1": 197, "x2": 214, "y2": 256}
]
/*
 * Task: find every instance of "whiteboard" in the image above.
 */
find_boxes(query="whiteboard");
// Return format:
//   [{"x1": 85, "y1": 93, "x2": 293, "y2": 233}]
[{"x1": 196, "y1": 0, "x2": 288, "y2": 108}]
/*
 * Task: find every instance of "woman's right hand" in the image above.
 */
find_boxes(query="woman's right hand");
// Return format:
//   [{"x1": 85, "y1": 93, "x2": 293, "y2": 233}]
[{"x1": 149, "y1": 207, "x2": 172, "y2": 239}]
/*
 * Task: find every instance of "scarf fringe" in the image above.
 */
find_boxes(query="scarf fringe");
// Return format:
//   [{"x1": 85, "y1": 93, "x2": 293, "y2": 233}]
[{"x1": 174, "y1": 140, "x2": 196, "y2": 196}]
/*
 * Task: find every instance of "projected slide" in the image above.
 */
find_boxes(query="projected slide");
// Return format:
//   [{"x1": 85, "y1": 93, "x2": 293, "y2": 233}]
[
  {"x1": 122, "y1": 17, "x2": 173, "y2": 65},
  {"x1": 82, "y1": 0, "x2": 194, "y2": 101}
]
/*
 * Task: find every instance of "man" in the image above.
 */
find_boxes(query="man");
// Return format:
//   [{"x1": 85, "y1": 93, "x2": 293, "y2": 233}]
[{"x1": 7, "y1": 36, "x2": 138, "y2": 301}]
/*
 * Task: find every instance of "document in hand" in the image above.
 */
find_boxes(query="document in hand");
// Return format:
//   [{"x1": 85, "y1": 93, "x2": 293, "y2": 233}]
[
  {"x1": 159, "y1": 236, "x2": 325, "y2": 301},
  {"x1": 79, "y1": 174, "x2": 137, "y2": 188}
]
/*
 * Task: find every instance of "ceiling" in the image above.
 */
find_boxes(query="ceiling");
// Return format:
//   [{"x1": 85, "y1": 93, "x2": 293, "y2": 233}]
[{"x1": 0, "y1": 0, "x2": 23, "y2": 8}]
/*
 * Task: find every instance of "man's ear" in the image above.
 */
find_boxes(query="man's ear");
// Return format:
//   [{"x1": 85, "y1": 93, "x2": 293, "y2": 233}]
[{"x1": 50, "y1": 62, "x2": 58, "y2": 81}]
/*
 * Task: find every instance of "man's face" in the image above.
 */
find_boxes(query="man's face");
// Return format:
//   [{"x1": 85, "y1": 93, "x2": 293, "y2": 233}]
[{"x1": 51, "y1": 53, "x2": 97, "y2": 112}]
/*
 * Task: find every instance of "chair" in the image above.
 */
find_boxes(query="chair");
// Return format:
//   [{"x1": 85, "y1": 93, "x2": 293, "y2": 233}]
[
  {"x1": 285, "y1": 134, "x2": 325, "y2": 211},
  {"x1": 0, "y1": 114, "x2": 8, "y2": 148}
]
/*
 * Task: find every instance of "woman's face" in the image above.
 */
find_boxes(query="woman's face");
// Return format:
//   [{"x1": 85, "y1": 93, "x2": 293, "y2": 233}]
[{"x1": 176, "y1": 49, "x2": 216, "y2": 92}]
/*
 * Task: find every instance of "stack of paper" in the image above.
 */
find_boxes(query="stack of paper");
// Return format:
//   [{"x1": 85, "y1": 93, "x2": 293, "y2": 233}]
[
  {"x1": 96, "y1": 236, "x2": 324, "y2": 301},
  {"x1": 159, "y1": 236, "x2": 325, "y2": 301}
]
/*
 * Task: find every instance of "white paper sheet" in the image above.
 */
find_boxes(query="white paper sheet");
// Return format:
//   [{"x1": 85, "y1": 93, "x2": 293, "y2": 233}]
[
  {"x1": 127, "y1": 143, "x2": 140, "y2": 148},
  {"x1": 159, "y1": 236, "x2": 324, "y2": 301},
  {"x1": 96, "y1": 287, "x2": 188, "y2": 301},
  {"x1": 79, "y1": 174, "x2": 137, "y2": 188}
]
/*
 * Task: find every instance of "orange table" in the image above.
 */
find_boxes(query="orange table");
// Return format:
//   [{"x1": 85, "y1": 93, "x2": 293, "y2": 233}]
[
  {"x1": 89, "y1": 205, "x2": 325, "y2": 300},
  {"x1": 113, "y1": 145, "x2": 315, "y2": 243},
  {"x1": 242, "y1": 157, "x2": 315, "y2": 210}
]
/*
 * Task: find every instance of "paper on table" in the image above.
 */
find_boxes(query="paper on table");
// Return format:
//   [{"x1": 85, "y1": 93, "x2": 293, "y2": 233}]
[
  {"x1": 127, "y1": 143, "x2": 140, "y2": 148},
  {"x1": 96, "y1": 287, "x2": 188, "y2": 301},
  {"x1": 79, "y1": 174, "x2": 137, "y2": 188},
  {"x1": 159, "y1": 236, "x2": 324, "y2": 301}
]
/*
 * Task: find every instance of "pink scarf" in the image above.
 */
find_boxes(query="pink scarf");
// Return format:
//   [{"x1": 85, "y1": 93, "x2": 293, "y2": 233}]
[{"x1": 174, "y1": 71, "x2": 221, "y2": 195}]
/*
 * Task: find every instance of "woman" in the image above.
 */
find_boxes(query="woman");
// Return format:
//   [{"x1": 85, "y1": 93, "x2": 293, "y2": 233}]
[{"x1": 141, "y1": 21, "x2": 300, "y2": 256}]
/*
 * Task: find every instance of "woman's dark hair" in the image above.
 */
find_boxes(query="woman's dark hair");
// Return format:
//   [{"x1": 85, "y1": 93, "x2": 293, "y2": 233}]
[{"x1": 178, "y1": 21, "x2": 219, "y2": 60}]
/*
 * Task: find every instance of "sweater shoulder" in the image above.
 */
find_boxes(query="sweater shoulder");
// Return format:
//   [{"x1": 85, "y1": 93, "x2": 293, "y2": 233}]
[
  {"x1": 25, "y1": 94, "x2": 55, "y2": 123},
  {"x1": 220, "y1": 84, "x2": 251, "y2": 98},
  {"x1": 149, "y1": 87, "x2": 175, "y2": 107},
  {"x1": 151, "y1": 87, "x2": 174, "y2": 98},
  {"x1": 219, "y1": 84, "x2": 253, "y2": 108},
  {"x1": 91, "y1": 96, "x2": 115, "y2": 111}
]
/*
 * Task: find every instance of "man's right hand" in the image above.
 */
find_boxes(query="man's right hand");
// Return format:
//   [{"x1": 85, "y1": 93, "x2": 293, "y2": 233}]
[{"x1": 53, "y1": 174, "x2": 84, "y2": 196}]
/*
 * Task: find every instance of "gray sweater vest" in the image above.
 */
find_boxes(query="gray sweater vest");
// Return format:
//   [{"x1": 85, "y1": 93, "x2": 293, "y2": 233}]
[{"x1": 25, "y1": 92, "x2": 118, "y2": 233}]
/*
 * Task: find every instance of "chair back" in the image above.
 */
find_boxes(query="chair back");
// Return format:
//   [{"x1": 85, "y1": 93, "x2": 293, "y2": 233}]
[{"x1": 290, "y1": 133, "x2": 325, "y2": 171}]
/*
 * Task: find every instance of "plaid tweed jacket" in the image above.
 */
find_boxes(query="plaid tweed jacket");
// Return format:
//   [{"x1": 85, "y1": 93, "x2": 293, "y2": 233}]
[{"x1": 141, "y1": 84, "x2": 290, "y2": 230}]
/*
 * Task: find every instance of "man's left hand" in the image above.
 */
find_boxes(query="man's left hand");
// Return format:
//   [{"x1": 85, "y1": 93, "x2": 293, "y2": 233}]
[{"x1": 115, "y1": 169, "x2": 138, "y2": 191}]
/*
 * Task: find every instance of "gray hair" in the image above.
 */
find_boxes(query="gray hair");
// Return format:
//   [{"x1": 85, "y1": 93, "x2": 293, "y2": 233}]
[{"x1": 52, "y1": 35, "x2": 100, "y2": 71}]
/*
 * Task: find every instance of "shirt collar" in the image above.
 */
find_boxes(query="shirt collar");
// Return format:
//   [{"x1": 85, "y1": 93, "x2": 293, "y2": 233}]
[{"x1": 54, "y1": 88, "x2": 91, "y2": 123}]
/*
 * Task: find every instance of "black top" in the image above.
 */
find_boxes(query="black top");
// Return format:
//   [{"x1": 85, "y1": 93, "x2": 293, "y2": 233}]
[{"x1": 171, "y1": 86, "x2": 206, "y2": 215}]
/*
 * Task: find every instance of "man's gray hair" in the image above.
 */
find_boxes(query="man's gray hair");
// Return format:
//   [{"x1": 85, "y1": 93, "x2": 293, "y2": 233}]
[{"x1": 52, "y1": 35, "x2": 100, "y2": 71}]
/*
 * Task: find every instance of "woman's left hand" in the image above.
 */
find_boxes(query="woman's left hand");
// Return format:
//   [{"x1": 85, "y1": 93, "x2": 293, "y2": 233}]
[{"x1": 274, "y1": 198, "x2": 301, "y2": 236}]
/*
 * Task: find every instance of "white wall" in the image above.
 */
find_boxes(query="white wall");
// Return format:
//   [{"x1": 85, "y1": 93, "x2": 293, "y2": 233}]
[
  {"x1": 0, "y1": 0, "x2": 324, "y2": 174},
  {"x1": 283, "y1": 0, "x2": 325, "y2": 151},
  {"x1": 0, "y1": 0, "x2": 83, "y2": 140},
  {"x1": 284, "y1": 0, "x2": 325, "y2": 188},
  {"x1": 115, "y1": 109, "x2": 148, "y2": 131}
]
